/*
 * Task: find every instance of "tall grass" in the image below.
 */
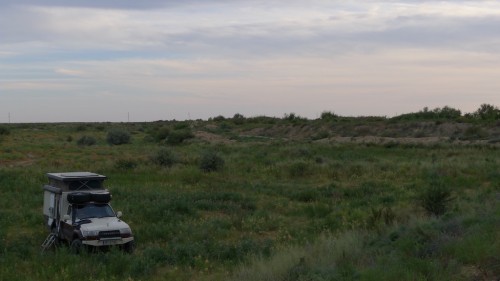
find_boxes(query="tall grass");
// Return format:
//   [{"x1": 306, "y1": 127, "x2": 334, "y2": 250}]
[{"x1": 0, "y1": 122, "x2": 498, "y2": 281}]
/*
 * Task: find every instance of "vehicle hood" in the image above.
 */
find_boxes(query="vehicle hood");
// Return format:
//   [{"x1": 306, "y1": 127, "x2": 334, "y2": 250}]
[{"x1": 79, "y1": 217, "x2": 130, "y2": 232}]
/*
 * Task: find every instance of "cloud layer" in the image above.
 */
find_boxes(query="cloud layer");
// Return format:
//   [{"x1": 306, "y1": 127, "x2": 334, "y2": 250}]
[{"x1": 1, "y1": 1, "x2": 499, "y2": 122}]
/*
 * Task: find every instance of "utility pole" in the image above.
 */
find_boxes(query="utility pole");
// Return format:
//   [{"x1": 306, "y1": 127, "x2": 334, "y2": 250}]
[
  {"x1": 127, "y1": 112, "x2": 130, "y2": 123},
  {"x1": 8, "y1": 112, "x2": 10, "y2": 124}
]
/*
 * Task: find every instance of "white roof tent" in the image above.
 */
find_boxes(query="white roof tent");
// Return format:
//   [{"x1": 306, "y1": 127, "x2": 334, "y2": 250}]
[
  {"x1": 45, "y1": 172, "x2": 107, "y2": 193},
  {"x1": 47, "y1": 172, "x2": 107, "y2": 181}
]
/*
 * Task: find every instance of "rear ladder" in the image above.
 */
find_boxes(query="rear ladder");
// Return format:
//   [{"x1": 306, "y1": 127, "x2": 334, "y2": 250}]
[{"x1": 41, "y1": 233, "x2": 57, "y2": 252}]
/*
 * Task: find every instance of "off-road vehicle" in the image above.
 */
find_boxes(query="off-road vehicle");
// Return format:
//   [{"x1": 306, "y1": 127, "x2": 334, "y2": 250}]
[{"x1": 41, "y1": 172, "x2": 134, "y2": 253}]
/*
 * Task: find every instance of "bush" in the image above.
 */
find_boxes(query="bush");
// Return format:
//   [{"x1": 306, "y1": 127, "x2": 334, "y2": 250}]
[
  {"x1": 76, "y1": 135, "x2": 96, "y2": 146},
  {"x1": 320, "y1": 111, "x2": 338, "y2": 120},
  {"x1": 151, "y1": 148, "x2": 177, "y2": 167},
  {"x1": 419, "y1": 182, "x2": 454, "y2": 216},
  {"x1": 212, "y1": 115, "x2": 226, "y2": 122},
  {"x1": 0, "y1": 126, "x2": 10, "y2": 135},
  {"x1": 107, "y1": 128, "x2": 131, "y2": 145},
  {"x1": 232, "y1": 113, "x2": 246, "y2": 125},
  {"x1": 472, "y1": 103, "x2": 500, "y2": 120},
  {"x1": 288, "y1": 161, "x2": 310, "y2": 178},
  {"x1": 165, "y1": 129, "x2": 194, "y2": 145},
  {"x1": 115, "y1": 159, "x2": 138, "y2": 170},
  {"x1": 199, "y1": 150, "x2": 225, "y2": 172},
  {"x1": 152, "y1": 126, "x2": 170, "y2": 142}
]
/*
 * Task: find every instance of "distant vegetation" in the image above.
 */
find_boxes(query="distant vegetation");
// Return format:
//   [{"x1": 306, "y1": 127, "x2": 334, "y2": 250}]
[
  {"x1": 0, "y1": 104, "x2": 498, "y2": 281},
  {"x1": 392, "y1": 103, "x2": 499, "y2": 122},
  {"x1": 106, "y1": 128, "x2": 131, "y2": 145}
]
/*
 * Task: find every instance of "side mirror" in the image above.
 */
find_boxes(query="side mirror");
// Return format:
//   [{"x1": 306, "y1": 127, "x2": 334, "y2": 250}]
[
  {"x1": 117, "y1": 211, "x2": 123, "y2": 218},
  {"x1": 63, "y1": 215, "x2": 70, "y2": 221}
]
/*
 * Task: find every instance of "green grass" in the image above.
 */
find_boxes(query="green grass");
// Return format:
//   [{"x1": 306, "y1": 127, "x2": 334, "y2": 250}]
[{"x1": 0, "y1": 122, "x2": 498, "y2": 281}]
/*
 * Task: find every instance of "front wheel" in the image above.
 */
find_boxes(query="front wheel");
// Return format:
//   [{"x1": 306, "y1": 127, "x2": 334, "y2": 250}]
[
  {"x1": 70, "y1": 239, "x2": 83, "y2": 254},
  {"x1": 123, "y1": 241, "x2": 135, "y2": 254}
]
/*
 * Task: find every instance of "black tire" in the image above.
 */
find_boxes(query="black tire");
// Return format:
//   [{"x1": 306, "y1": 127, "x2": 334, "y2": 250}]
[
  {"x1": 123, "y1": 241, "x2": 135, "y2": 254},
  {"x1": 67, "y1": 192, "x2": 91, "y2": 204},
  {"x1": 91, "y1": 192, "x2": 111, "y2": 203},
  {"x1": 70, "y1": 239, "x2": 83, "y2": 254}
]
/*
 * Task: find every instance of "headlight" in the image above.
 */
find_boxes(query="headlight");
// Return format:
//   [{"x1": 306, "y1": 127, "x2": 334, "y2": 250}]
[
  {"x1": 120, "y1": 228, "x2": 132, "y2": 236},
  {"x1": 82, "y1": 230, "x2": 99, "y2": 237}
]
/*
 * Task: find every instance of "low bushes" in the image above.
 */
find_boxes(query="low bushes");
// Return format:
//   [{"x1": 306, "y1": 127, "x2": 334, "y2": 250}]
[
  {"x1": 150, "y1": 148, "x2": 177, "y2": 167},
  {"x1": 419, "y1": 181, "x2": 454, "y2": 216},
  {"x1": 0, "y1": 126, "x2": 10, "y2": 135},
  {"x1": 106, "y1": 128, "x2": 131, "y2": 145},
  {"x1": 199, "y1": 150, "x2": 224, "y2": 172},
  {"x1": 76, "y1": 135, "x2": 96, "y2": 146}
]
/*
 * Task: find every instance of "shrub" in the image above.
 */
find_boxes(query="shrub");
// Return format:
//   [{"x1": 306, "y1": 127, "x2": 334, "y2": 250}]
[
  {"x1": 419, "y1": 181, "x2": 454, "y2": 216},
  {"x1": 212, "y1": 115, "x2": 226, "y2": 122},
  {"x1": 366, "y1": 206, "x2": 396, "y2": 229},
  {"x1": 288, "y1": 161, "x2": 310, "y2": 178},
  {"x1": 462, "y1": 126, "x2": 489, "y2": 140},
  {"x1": 0, "y1": 126, "x2": 10, "y2": 135},
  {"x1": 151, "y1": 148, "x2": 177, "y2": 167},
  {"x1": 153, "y1": 126, "x2": 170, "y2": 142},
  {"x1": 165, "y1": 129, "x2": 194, "y2": 145},
  {"x1": 199, "y1": 150, "x2": 225, "y2": 172},
  {"x1": 107, "y1": 128, "x2": 131, "y2": 145},
  {"x1": 115, "y1": 159, "x2": 138, "y2": 170},
  {"x1": 76, "y1": 135, "x2": 96, "y2": 146},
  {"x1": 472, "y1": 103, "x2": 500, "y2": 120},
  {"x1": 232, "y1": 113, "x2": 246, "y2": 125},
  {"x1": 320, "y1": 111, "x2": 338, "y2": 120}
]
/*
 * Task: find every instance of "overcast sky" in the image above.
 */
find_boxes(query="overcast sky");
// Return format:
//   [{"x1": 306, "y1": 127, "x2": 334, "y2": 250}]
[{"x1": 1, "y1": 0, "x2": 499, "y2": 122}]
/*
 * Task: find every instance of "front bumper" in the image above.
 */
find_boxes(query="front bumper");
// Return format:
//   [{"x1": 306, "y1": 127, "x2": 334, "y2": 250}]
[{"x1": 82, "y1": 237, "x2": 134, "y2": 246}]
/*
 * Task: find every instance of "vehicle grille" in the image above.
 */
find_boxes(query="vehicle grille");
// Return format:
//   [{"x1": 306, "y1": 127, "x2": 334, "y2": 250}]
[{"x1": 99, "y1": 230, "x2": 121, "y2": 239}]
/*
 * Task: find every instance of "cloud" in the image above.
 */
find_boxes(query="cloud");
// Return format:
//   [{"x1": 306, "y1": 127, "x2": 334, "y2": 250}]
[
  {"x1": 2, "y1": 0, "x2": 191, "y2": 10},
  {"x1": 55, "y1": 68, "x2": 84, "y2": 76},
  {"x1": 1, "y1": 0, "x2": 499, "y2": 122}
]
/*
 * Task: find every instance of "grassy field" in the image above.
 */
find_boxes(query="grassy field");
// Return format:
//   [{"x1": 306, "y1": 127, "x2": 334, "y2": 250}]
[{"x1": 0, "y1": 116, "x2": 498, "y2": 281}]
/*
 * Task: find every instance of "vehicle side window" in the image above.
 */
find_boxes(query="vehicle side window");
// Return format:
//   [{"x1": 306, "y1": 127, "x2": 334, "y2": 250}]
[{"x1": 67, "y1": 205, "x2": 72, "y2": 215}]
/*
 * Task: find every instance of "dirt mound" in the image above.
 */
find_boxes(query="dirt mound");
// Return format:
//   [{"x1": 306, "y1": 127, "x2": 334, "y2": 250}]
[{"x1": 194, "y1": 131, "x2": 234, "y2": 144}]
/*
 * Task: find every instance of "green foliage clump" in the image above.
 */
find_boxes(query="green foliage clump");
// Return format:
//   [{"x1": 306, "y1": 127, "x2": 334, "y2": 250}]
[
  {"x1": 0, "y1": 126, "x2": 10, "y2": 135},
  {"x1": 287, "y1": 161, "x2": 310, "y2": 178},
  {"x1": 114, "y1": 158, "x2": 138, "y2": 170},
  {"x1": 392, "y1": 106, "x2": 462, "y2": 121},
  {"x1": 211, "y1": 115, "x2": 226, "y2": 122},
  {"x1": 283, "y1": 112, "x2": 307, "y2": 123},
  {"x1": 472, "y1": 103, "x2": 500, "y2": 120},
  {"x1": 165, "y1": 129, "x2": 194, "y2": 145},
  {"x1": 106, "y1": 128, "x2": 131, "y2": 145},
  {"x1": 232, "y1": 113, "x2": 246, "y2": 125},
  {"x1": 150, "y1": 148, "x2": 177, "y2": 167},
  {"x1": 320, "y1": 111, "x2": 338, "y2": 120},
  {"x1": 76, "y1": 135, "x2": 96, "y2": 146},
  {"x1": 199, "y1": 150, "x2": 224, "y2": 172},
  {"x1": 150, "y1": 125, "x2": 193, "y2": 145},
  {"x1": 462, "y1": 126, "x2": 489, "y2": 140},
  {"x1": 419, "y1": 180, "x2": 454, "y2": 216},
  {"x1": 152, "y1": 126, "x2": 170, "y2": 142},
  {"x1": 366, "y1": 206, "x2": 396, "y2": 229}
]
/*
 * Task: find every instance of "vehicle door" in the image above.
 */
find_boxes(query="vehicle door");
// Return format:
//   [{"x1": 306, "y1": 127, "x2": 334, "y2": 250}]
[{"x1": 60, "y1": 204, "x2": 76, "y2": 241}]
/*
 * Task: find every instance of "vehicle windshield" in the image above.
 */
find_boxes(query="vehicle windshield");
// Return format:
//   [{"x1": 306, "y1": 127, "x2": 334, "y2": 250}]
[{"x1": 74, "y1": 203, "x2": 115, "y2": 220}]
